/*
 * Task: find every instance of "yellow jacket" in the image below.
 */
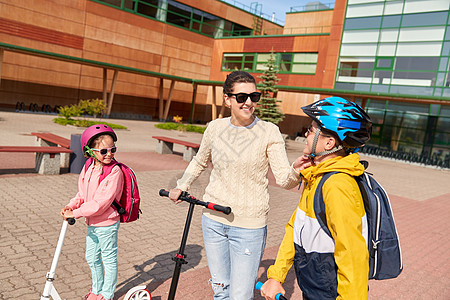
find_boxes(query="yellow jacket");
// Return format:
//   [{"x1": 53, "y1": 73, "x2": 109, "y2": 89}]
[{"x1": 267, "y1": 153, "x2": 369, "y2": 299}]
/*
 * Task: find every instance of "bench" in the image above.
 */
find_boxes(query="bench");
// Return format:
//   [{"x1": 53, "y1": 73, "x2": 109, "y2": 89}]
[
  {"x1": 0, "y1": 146, "x2": 73, "y2": 175},
  {"x1": 31, "y1": 132, "x2": 71, "y2": 168},
  {"x1": 152, "y1": 136, "x2": 200, "y2": 162}
]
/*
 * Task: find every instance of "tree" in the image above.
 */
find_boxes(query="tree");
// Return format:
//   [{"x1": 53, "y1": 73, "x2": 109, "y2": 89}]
[{"x1": 254, "y1": 51, "x2": 284, "y2": 124}]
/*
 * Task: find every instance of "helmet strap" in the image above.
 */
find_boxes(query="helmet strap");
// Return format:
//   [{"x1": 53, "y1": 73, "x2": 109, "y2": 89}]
[
  {"x1": 85, "y1": 146, "x2": 102, "y2": 165},
  {"x1": 308, "y1": 128, "x2": 321, "y2": 162},
  {"x1": 308, "y1": 127, "x2": 344, "y2": 161}
]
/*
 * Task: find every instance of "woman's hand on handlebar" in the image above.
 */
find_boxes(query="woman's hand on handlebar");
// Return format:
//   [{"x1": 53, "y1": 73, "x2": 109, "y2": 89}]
[
  {"x1": 260, "y1": 279, "x2": 285, "y2": 300},
  {"x1": 169, "y1": 188, "x2": 183, "y2": 204}
]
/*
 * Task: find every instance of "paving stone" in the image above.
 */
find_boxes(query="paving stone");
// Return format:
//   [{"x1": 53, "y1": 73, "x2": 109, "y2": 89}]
[{"x1": 1, "y1": 111, "x2": 449, "y2": 299}]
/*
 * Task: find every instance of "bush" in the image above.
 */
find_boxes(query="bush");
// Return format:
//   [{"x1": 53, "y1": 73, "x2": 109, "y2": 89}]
[
  {"x1": 58, "y1": 105, "x2": 82, "y2": 120},
  {"x1": 57, "y1": 98, "x2": 106, "y2": 119},
  {"x1": 78, "y1": 98, "x2": 106, "y2": 117},
  {"x1": 53, "y1": 117, "x2": 127, "y2": 129},
  {"x1": 155, "y1": 122, "x2": 205, "y2": 134}
]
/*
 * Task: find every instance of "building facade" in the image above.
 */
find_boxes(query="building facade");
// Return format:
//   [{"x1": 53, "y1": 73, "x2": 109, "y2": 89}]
[
  {"x1": 0, "y1": 0, "x2": 448, "y2": 165},
  {"x1": 335, "y1": 0, "x2": 450, "y2": 161}
]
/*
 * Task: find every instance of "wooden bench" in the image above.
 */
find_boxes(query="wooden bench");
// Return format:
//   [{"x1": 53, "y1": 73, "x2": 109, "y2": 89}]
[
  {"x1": 31, "y1": 132, "x2": 71, "y2": 168},
  {"x1": 152, "y1": 136, "x2": 200, "y2": 162},
  {"x1": 0, "y1": 146, "x2": 73, "y2": 175}
]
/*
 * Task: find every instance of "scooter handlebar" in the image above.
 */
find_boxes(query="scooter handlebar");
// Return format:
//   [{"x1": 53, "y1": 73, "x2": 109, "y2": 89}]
[
  {"x1": 255, "y1": 281, "x2": 287, "y2": 300},
  {"x1": 67, "y1": 218, "x2": 76, "y2": 225},
  {"x1": 159, "y1": 189, "x2": 231, "y2": 215}
]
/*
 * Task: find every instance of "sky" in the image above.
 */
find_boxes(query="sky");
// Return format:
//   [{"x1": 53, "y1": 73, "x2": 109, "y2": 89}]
[{"x1": 223, "y1": 0, "x2": 334, "y2": 25}]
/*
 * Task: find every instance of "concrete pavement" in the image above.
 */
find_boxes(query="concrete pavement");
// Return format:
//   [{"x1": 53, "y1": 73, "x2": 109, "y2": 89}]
[{"x1": 0, "y1": 111, "x2": 449, "y2": 299}]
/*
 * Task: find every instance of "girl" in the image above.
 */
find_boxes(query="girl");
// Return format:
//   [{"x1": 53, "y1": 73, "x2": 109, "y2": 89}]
[
  {"x1": 169, "y1": 71, "x2": 304, "y2": 299},
  {"x1": 61, "y1": 124, "x2": 124, "y2": 300}
]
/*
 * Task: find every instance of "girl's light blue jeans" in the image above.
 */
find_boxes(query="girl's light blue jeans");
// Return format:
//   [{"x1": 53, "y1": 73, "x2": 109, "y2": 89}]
[
  {"x1": 202, "y1": 214, "x2": 267, "y2": 300},
  {"x1": 86, "y1": 221, "x2": 119, "y2": 300}
]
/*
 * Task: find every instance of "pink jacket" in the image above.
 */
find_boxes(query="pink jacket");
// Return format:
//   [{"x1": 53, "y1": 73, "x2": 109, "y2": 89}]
[{"x1": 68, "y1": 163, "x2": 124, "y2": 227}]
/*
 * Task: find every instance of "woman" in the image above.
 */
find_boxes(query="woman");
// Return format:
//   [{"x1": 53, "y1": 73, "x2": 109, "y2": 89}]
[{"x1": 169, "y1": 71, "x2": 303, "y2": 299}]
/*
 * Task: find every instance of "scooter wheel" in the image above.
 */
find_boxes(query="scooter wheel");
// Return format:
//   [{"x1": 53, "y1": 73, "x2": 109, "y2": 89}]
[{"x1": 126, "y1": 289, "x2": 151, "y2": 300}]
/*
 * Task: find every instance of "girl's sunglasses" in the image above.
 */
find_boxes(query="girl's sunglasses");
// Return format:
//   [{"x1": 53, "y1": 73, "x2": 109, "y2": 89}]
[
  {"x1": 227, "y1": 92, "x2": 261, "y2": 103},
  {"x1": 91, "y1": 146, "x2": 117, "y2": 155}
]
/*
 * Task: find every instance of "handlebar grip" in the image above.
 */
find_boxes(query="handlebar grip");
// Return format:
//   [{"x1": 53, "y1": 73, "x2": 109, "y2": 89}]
[
  {"x1": 67, "y1": 218, "x2": 76, "y2": 225},
  {"x1": 255, "y1": 281, "x2": 287, "y2": 300},
  {"x1": 159, "y1": 189, "x2": 170, "y2": 197},
  {"x1": 160, "y1": 188, "x2": 231, "y2": 215},
  {"x1": 207, "y1": 202, "x2": 231, "y2": 215}
]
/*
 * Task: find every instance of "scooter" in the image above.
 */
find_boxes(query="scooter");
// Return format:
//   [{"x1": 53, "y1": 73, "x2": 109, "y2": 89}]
[
  {"x1": 123, "y1": 189, "x2": 231, "y2": 300},
  {"x1": 40, "y1": 218, "x2": 76, "y2": 300},
  {"x1": 41, "y1": 215, "x2": 152, "y2": 300}
]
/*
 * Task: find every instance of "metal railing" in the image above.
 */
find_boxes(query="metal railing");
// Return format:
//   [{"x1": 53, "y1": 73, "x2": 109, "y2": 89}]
[
  {"x1": 220, "y1": 0, "x2": 285, "y2": 25},
  {"x1": 290, "y1": 2, "x2": 335, "y2": 13},
  {"x1": 361, "y1": 145, "x2": 450, "y2": 169},
  {"x1": 262, "y1": 25, "x2": 331, "y2": 36}
]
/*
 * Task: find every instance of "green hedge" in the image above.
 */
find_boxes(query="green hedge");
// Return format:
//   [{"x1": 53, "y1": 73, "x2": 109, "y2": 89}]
[
  {"x1": 53, "y1": 117, "x2": 127, "y2": 129},
  {"x1": 155, "y1": 122, "x2": 205, "y2": 134}
]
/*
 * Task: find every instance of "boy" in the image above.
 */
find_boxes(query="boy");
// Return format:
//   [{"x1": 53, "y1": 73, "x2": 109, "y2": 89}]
[{"x1": 260, "y1": 97, "x2": 372, "y2": 300}]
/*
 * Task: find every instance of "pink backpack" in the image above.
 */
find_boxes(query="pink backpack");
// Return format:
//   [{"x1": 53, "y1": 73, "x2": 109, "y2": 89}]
[{"x1": 84, "y1": 158, "x2": 141, "y2": 223}]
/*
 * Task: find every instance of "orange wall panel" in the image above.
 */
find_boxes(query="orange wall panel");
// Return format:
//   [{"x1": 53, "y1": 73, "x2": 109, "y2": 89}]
[
  {"x1": 243, "y1": 36, "x2": 295, "y2": 53},
  {"x1": 285, "y1": 10, "x2": 333, "y2": 34},
  {"x1": 0, "y1": 0, "x2": 86, "y2": 36}
]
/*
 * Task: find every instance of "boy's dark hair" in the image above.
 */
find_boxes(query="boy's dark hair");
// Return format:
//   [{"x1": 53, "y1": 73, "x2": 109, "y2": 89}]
[
  {"x1": 320, "y1": 127, "x2": 342, "y2": 147},
  {"x1": 223, "y1": 71, "x2": 256, "y2": 94}
]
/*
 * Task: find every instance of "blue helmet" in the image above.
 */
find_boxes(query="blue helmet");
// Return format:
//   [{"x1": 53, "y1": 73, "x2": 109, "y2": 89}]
[{"x1": 301, "y1": 97, "x2": 372, "y2": 149}]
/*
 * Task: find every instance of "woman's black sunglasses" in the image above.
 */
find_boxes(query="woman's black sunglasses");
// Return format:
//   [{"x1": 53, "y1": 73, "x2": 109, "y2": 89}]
[{"x1": 227, "y1": 92, "x2": 261, "y2": 103}]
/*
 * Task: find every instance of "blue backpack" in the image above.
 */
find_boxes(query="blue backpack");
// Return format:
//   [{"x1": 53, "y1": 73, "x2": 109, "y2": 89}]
[{"x1": 314, "y1": 161, "x2": 403, "y2": 280}]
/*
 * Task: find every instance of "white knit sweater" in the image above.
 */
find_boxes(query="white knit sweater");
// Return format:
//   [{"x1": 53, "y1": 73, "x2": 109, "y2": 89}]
[{"x1": 176, "y1": 117, "x2": 300, "y2": 229}]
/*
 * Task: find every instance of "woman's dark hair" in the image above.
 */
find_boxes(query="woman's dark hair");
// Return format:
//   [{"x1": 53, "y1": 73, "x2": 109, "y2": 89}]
[{"x1": 223, "y1": 71, "x2": 256, "y2": 94}]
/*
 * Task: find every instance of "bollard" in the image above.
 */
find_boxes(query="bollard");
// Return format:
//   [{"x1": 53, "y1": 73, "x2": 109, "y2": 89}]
[{"x1": 69, "y1": 134, "x2": 87, "y2": 174}]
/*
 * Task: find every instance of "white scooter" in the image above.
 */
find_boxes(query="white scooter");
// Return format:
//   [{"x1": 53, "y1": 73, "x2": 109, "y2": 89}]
[
  {"x1": 41, "y1": 218, "x2": 151, "y2": 300},
  {"x1": 40, "y1": 218, "x2": 75, "y2": 300}
]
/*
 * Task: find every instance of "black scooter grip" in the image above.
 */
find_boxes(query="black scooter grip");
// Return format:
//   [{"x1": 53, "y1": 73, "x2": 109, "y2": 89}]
[
  {"x1": 67, "y1": 218, "x2": 76, "y2": 225},
  {"x1": 160, "y1": 189, "x2": 232, "y2": 215},
  {"x1": 206, "y1": 202, "x2": 232, "y2": 215},
  {"x1": 159, "y1": 189, "x2": 170, "y2": 197}
]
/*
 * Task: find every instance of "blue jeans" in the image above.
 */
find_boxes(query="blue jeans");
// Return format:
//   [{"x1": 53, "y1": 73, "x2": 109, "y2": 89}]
[
  {"x1": 202, "y1": 215, "x2": 267, "y2": 300},
  {"x1": 86, "y1": 222, "x2": 119, "y2": 300}
]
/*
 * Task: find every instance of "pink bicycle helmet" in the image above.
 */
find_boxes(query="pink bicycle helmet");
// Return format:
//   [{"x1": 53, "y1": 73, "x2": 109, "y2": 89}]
[{"x1": 81, "y1": 124, "x2": 117, "y2": 157}]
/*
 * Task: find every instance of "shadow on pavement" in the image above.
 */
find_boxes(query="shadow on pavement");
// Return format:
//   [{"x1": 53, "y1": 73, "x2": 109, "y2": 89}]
[{"x1": 115, "y1": 244, "x2": 203, "y2": 299}]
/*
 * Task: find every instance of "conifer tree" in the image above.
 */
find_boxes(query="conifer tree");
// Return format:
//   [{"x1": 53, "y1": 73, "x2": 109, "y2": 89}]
[{"x1": 254, "y1": 51, "x2": 284, "y2": 124}]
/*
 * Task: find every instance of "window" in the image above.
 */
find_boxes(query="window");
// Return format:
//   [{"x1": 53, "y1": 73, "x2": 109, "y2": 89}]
[
  {"x1": 344, "y1": 16, "x2": 382, "y2": 30},
  {"x1": 256, "y1": 53, "x2": 271, "y2": 71},
  {"x1": 337, "y1": 57, "x2": 375, "y2": 81},
  {"x1": 101, "y1": 0, "x2": 134, "y2": 9},
  {"x1": 95, "y1": 0, "x2": 251, "y2": 38},
  {"x1": 382, "y1": 15, "x2": 401, "y2": 28},
  {"x1": 166, "y1": 0, "x2": 192, "y2": 28},
  {"x1": 292, "y1": 53, "x2": 318, "y2": 73},
  {"x1": 401, "y1": 11, "x2": 448, "y2": 27},
  {"x1": 222, "y1": 52, "x2": 318, "y2": 74},
  {"x1": 136, "y1": 0, "x2": 158, "y2": 18},
  {"x1": 375, "y1": 57, "x2": 394, "y2": 70},
  {"x1": 222, "y1": 54, "x2": 246, "y2": 70},
  {"x1": 395, "y1": 57, "x2": 440, "y2": 72}
]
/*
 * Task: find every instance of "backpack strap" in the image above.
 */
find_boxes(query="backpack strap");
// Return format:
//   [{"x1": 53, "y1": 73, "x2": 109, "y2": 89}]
[
  {"x1": 83, "y1": 158, "x2": 124, "y2": 214},
  {"x1": 313, "y1": 171, "x2": 340, "y2": 239}
]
